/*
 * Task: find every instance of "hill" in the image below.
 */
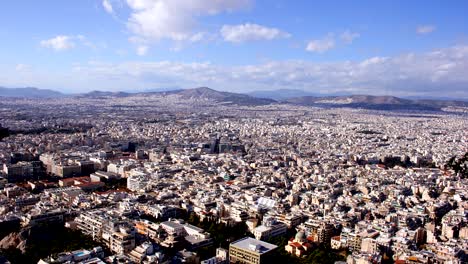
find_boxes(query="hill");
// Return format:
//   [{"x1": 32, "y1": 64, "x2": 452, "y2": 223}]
[
  {"x1": 284, "y1": 95, "x2": 468, "y2": 111},
  {"x1": 174, "y1": 87, "x2": 276, "y2": 105},
  {"x1": 0, "y1": 87, "x2": 64, "y2": 98},
  {"x1": 2, "y1": 86, "x2": 466, "y2": 111},
  {"x1": 80, "y1": 87, "x2": 276, "y2": 106}
]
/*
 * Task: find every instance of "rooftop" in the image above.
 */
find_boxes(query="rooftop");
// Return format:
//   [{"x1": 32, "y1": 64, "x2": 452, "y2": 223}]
[{"x1": 230, "y1": 237, "x2": 278, "y2": 254}]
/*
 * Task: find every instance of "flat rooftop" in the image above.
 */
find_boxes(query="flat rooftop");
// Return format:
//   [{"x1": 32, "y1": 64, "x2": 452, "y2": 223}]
[
  {"x1": 254, "y1": 225, "x2": 270, "y2": 232},
  {"x1": 230, "y1": 237, "x2": 278, "y2": 254}
]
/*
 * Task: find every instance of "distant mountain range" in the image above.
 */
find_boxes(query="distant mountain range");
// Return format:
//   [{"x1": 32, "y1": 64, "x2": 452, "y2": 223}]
[
  {"x1": 1, "y1": 86, "x2": 467, "y2": 111},
  {"x1": 284, "y1": 94, "x2": 468, "y2": 111},
  {"x1": 0, "y1": 87, "x2": 65, "y2": 98}
]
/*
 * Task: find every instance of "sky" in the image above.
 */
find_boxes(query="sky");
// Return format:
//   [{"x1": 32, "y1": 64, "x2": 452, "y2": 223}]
[{"x1": 0, "y1": 0, "x2": 468, "y2": 98}]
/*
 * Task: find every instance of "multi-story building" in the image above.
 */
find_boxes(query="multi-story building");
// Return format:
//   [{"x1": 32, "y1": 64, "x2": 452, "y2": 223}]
[
  {"x1": 77, "y1": 160, "x2": 96, "y2": 175},
  {"x1": 90, "y1": 171, "x2": 120, "y2": 182},
  {"x1": 52, "y1": 163, "x2": 82, "y2": 178},
  {"x1": 143, "y1": 205, "x2": 179, "y2": 220},
  {"x1": 127, "y1": 171, "x2": 150, "y2": 192},
  {"x1": 253, "y1": 217, "x2": 287, "y2": 240},
  {"x1": 23, "y1": 208, "x2": 66, "y2": 226},
  {"x1": 75, "y1": 210, "x2": 136, "y2": 254},
  {"x1": 128, "y1": 242, "x2": 155, "y2": 263},
  {"x1": 298, "y1": 219, "x2": 335, "y2": 245},
  {"x1": 134, "y1": 220, "x2": 161, "y2": 240},
  {"x1": 348, "y1": 233, "x2": 363, "y2": 252},
  {"x1": 160, "y1": 219, "x2": 213, "y2": 250},
  {"x1": 201, "y1": 248, "x2": 229, "y2": 264},
  {"x1": 229, "y1": 237, "x2": 277, "y2": 264},
  {"x1": 361, "y1": 237, "x2": 379, "y2": 254},
  {"x1": 316, "y1": 223, "x2": 334, "y2": 245},
  {"x1": 277, "y1": 214, "x2": 302, "y2": 228},
  {"x1": 104, "y1": 222, "x2": 136, "y2": 254},
  {"x1": 3, "y1": 162, "x2": 34, "y2": 182},
  {"x1": 75, "y1": 210, "x2": 108, "y2": 240}
]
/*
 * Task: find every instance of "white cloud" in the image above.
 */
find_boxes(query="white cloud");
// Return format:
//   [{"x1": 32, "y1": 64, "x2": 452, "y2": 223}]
[
  {"x1": 40, "y1": 35, "x2": 103, "y2": 51},
  {"x1": 359, "y1": 56, "x2": 388, "y2": 67},
  {"x1": 15, "y1": 64, "x2": 31, "y2": 72},
  {"x1": 136, "y1": 45, "x2": 148, "y2": 56},
  {"x1": 102, "y1": 0, "x2": 114, "y2": 14},
  {"x1": 40, "y1": 35, "x2": 76, "y2": 51},
  {"x1": 340, "y1": 30, "x2": 360, "y2": 44},
  {"x1": 221, "y1": 23, "x2": 290, "y2": 43},
  {"x1": 7, "y1": 45, "x2": 468, "y2": 98},
  {"x1": 189, "y1": 32, "x2": 205, "y2": 42},
  {"x1": 306, "y1": 31, "x2": 359, "y2": 53},
  {"x1": 306, "y1": 34, "x2": 335, "y2": 53},
  {"x1": 125, "y1": 0, "x2": 251, "y2": 42},
  {"x1": 64, "y1": 45, "x2": 468, "y2": 98},
  {"x1": 417, "y1": 25, "x2": 436, "y2": 34}
]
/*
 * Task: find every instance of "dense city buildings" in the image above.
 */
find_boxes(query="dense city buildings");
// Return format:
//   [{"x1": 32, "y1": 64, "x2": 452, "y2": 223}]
[
  {"x1": 3, "y1": 0, "x2": 468, "y2": 263},
  {"x1": 0, "y1": 89, "x2": 467, "y2": 263}
]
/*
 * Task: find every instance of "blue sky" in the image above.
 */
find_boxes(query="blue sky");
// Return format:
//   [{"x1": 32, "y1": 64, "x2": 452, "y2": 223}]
[{"x1": 1, "y1": 0, "x2": 467, "y2": 98}]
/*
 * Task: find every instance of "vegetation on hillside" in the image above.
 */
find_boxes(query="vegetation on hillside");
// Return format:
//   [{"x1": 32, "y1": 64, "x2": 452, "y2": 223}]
[
  {"x1": 0, "y1": 224, "x2": 101, "y2": 264},
  {"x1": 445, "y1": 152, "x2": 468, "y2": 179}
]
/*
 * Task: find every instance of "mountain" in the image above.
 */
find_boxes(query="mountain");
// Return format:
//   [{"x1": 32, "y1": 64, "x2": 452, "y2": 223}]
[
  {"x1": 285, "y1": 95, "x2": 409, "y2": 105},
  {"x1": 0, "y1": 87, "x2": 65, "y2": 98},
  {"x1": 2, "y1": 86, "x2": 466, "y2": 111},
  {"x1": 248, "y1": 89, "x2": 319, "y2": 100},
  {"x1": 404, "y1": 95, "x2": 468, "y2": 102},
  {"x1": 413, "y1": 99, "x2": 468, "y2": 108},
  {"x1": 78, "y1": 87, "x2": 276, "y2": 106},
  {"x1": 125, "y1": 87, "x2": 182, "y2": 93},
  {"x1": 284, "y1": 95, "x2": 468, "y2": 111},
  {"x1": 177, "y1": 87, "x2": 276, "y2": 105}
]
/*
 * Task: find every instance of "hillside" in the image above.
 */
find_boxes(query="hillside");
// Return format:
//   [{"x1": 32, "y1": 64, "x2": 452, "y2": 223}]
[
  {"x1": 174, "y1": 87, "x2": 276, "y2": 105},
  {"x1": 284, "y1": 95, "x2": 468, "y2": 111},
  {"x1": 0, "y1": 87, "x2": 64, "y2": 98}
]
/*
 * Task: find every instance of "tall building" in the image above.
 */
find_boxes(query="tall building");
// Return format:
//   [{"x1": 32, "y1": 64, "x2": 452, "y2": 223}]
[
  {"x1": 414, "y1": 227, "x2": 427, "y2": 245},
  {"x1": 3, "y1": 162, "x2": 35, "y2": 182},
  {"x1": 52, "y1": 163, "x2": 81, "y2": 178},
  {"x1": 317, "y1": 223, "x2": 333, "y2": 245},
  {"x1": 229, "y1": 237, "x2": 277, "y2": 264}
]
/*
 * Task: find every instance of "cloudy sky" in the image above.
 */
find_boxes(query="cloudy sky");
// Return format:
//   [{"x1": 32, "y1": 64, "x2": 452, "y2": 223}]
[{"x1": 1, "y1": 0, "x2": 468, "y2": 98}]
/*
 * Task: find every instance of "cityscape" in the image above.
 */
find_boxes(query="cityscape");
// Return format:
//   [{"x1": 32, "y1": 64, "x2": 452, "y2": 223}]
[
  {"x1": 0, "y1": 87, "x2": 467, "y2": 264},
  {"x1": 1, "y1": 1, "x2": 468, "y2": 264}
]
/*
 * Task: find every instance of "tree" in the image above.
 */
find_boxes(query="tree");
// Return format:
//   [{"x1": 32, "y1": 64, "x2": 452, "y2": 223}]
[{"x1": 445, "y1": 152, "x2": 468, "y2": 179}]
